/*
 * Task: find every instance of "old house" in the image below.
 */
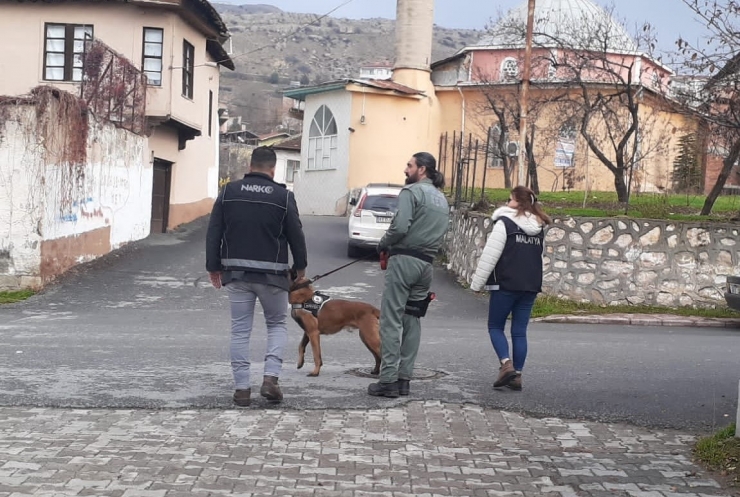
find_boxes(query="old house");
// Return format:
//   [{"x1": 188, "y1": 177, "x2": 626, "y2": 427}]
[
  {"x1": 272, "y1": 135, "x2": 301, "y2": 190},
  {"x1": 0, "y1": 0, "x2": 233, "y2": 288},
  {"x1": 0, "y1": 0, "x2": 234, "y2": 232}
]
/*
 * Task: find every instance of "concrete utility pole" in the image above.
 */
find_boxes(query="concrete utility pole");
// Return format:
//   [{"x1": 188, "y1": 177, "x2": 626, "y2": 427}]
[{"x1": 518, "y1": 0, "x2": 536, "y2": 187}]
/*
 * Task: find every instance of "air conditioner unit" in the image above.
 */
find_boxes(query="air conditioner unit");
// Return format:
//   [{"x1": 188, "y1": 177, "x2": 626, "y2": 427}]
[{"x1": 507, "y1": 141, "x2": 520, "y2": 157}]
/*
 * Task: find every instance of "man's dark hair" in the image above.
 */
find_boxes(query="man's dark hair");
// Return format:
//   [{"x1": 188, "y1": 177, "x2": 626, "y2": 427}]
[
  {"x1": 251, "y1": 146, "x2": 277, "y2": 170},
  {"x1": 413, "y1": 152, "x2": 445, "y2": 189}
]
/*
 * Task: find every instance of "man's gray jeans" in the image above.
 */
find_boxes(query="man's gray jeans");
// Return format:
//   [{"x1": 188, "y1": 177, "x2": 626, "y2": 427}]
[{"x1": 226, "y1": 281, "x2": 288, "y2": 390}]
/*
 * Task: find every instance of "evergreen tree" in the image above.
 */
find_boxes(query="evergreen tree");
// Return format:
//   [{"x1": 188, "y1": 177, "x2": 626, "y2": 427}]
[{"x1": 671, "y1": 134, "x2": 703, "y2": 193}]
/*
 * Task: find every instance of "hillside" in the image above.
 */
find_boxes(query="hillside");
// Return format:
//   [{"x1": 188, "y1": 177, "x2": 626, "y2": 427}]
[{"x1": 213, "y1": 4, "x2": 482, "y2": 132}]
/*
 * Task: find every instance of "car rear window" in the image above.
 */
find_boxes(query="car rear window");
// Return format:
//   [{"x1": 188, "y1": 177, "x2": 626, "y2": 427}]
[{"x1": 362, "y1": 194, "x2": 398, "y2": 212}]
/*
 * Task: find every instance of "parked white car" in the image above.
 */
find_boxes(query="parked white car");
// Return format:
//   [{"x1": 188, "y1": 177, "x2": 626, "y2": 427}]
[{"x1": 347, "y1": 184, "x2": 404, "y2": 257}]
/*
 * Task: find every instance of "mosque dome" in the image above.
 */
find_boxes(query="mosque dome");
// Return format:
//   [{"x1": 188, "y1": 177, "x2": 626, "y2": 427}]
[{"x1": 475, "y1": 0, "x2": 638, "y2": 53}]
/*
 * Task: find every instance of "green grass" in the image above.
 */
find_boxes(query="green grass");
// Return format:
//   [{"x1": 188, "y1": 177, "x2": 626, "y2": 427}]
[
  {"x1": 459, "y1": 188, "x2": 740, "y2": 221},
  {"x1": 0, "y1": 290, "x2": 35, "y2": 304},
  {"x1": 694, "y1": 424, "x2": 739, "y2": 487},
  {"x1": 531, "y1": 294, "x2": 739, "y2": 319}
]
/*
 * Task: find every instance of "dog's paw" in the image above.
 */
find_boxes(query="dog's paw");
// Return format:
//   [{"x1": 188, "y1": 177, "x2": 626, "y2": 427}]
[
  {"x1": 297, "y1": 361, "x2": 304, "y2": 369},
  {"x1": 307, "y1": 372, "x2": 319, "y2": 377}
]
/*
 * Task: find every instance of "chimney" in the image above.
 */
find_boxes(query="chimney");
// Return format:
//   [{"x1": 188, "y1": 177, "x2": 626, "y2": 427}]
[{"x1": 392, "y1": 0, "x2": 434, "y2": 91}]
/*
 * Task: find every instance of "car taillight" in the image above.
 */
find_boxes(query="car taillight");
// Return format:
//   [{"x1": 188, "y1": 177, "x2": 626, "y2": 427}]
[{"x1": 353, "y1": 195, "x2": 366, "y2": 217}]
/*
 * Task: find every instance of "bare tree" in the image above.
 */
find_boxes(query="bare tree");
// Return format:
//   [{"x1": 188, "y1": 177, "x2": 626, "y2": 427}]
[
  {"x1": 473, "y1": 77, "x2": 566, "y2": 193},
  {"x1": 474, "y1": 88, "x2": 517, "y2": 189},
  {"x1": 677, "y1": 0, "x2": 740, "y2": 215},
  {"x1": 492, "y1": 6, "x2": 672, "y2": 202}
]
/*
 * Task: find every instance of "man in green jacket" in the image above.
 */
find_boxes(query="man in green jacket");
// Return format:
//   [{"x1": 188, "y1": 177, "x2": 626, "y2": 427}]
[{"x1": 368, "y1": 152, "x2": 450, "y2": 398}]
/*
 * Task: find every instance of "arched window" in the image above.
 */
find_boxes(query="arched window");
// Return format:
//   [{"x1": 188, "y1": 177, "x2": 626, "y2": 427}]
[
  {"x1": 500, "y1": 57, "x2": 519, "y2": 81},
  {"x1": 554, "y1": 123, "x2": 577, "y2": 168},
  {"x1": 307, "y1": 105, "x2": 338, "y2": 170}
]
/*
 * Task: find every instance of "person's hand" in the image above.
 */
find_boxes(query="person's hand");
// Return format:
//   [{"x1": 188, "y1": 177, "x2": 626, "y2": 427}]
[
  {"x1": 208, "y1": 271, "x2": 222, "y2": 289},
  {"x1": 295, "y1": 269, "x2": 306, "y2": 280}
]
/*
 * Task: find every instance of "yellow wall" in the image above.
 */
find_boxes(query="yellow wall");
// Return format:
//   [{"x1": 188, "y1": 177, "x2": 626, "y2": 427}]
[
  {"x1": 435, "y1": 86, "x2": 696, "y2": 194},
  {"x1": 346, "y1": 87, "x2": 441, "y2": 189}
]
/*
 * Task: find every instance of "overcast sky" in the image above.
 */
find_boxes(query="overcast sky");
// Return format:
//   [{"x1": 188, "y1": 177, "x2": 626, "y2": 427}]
[{"x1": 228, "y1": 0, "x2": 707, "y2": 56}]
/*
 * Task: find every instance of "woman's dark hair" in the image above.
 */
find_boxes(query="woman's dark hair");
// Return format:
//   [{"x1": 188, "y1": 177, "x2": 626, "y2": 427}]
[
  {"x1": 510, "y1": 185, "x2": 551, "y2": 225},
  {"x1": 413, "y1": 152, "x2": 445, "y2": 189}
]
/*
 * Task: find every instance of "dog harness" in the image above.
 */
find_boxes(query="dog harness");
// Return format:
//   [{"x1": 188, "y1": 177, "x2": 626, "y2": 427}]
[{"x1": 291, "y1": 291, "x2": 332, "y2": 318}]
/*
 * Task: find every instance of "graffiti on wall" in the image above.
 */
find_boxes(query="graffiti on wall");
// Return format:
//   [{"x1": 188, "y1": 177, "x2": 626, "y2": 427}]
[{"x1": 59, "y1": 197, "x2": 104, "y2": 223}]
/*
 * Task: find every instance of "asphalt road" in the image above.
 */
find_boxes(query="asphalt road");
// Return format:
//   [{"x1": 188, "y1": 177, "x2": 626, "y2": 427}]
[{"x1": 0, "y1": 215, "x2": 738, "y2": 433}]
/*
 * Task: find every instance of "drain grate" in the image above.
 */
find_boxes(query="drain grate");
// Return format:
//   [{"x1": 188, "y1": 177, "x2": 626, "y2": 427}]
[{"x1": 347, "y1": 367, "x2": 448, "y2": 380}]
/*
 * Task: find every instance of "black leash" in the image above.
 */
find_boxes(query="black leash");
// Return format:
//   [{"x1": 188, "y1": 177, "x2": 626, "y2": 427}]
[{"x1": 309, "y1": 252, "x2": 376, "y2": 283}]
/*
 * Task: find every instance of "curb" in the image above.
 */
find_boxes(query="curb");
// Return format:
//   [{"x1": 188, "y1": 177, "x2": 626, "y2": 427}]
[{"x1": 532, "y1": 313, "x2": 740, "y2": 328}]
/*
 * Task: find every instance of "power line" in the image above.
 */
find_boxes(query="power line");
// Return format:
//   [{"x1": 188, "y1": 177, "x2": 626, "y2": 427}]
[{"x1": 205, "y1": 0, "x2": 358, "y2": 68}]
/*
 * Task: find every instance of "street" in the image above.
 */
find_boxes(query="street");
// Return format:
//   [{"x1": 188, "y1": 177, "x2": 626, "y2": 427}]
[{"x1": 0, "y1": 215, "x2": 738, "y2": 432}]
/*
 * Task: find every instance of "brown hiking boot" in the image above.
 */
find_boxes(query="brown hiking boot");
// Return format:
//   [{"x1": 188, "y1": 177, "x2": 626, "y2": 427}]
[
  {"x1": 233, "y1": 389, "x2": 251, "y2": 407},
  {"x1": 260, "y1": 375, "x2": 283, "y2": 403},
  {"x1": 493, "y1": 360, "x2": 517, "y2": 388},
  {"x1": 507, "y1": 373, "x2": 522, "y2": 391}
]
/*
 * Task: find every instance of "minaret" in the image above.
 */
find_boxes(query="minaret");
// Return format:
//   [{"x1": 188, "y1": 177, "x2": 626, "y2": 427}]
[{"x1": 392, "y1": 0, "x2": 435, "y2": 92}]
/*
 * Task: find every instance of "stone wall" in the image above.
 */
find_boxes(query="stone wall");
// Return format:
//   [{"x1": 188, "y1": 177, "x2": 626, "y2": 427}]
[{"x1": 446, "y1": 210, "x2": 740, "y2": 308}]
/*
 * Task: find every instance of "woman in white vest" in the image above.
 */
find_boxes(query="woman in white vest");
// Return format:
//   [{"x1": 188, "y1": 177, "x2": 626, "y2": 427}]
[{"x1": 470, "y1": 186, "x2": 551, "y2": 391}]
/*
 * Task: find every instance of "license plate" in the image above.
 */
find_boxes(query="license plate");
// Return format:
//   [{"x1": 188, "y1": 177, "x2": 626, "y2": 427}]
[{"x1": 376, "y1": 216, "x2": 392, "y2": 224}]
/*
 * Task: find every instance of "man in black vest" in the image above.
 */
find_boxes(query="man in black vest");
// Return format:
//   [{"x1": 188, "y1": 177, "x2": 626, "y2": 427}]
[{"x1": 206, "y1": 147, "x2": 307, "y2": 407}]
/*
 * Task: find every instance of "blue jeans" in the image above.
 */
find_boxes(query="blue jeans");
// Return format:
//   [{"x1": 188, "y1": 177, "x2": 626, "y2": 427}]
[
  {"x1": 487, "y1": 290, "x2": 537, "y2": 372},
  {"x1": 226, "y1": 281, "x2": 288, "y2": 390}
]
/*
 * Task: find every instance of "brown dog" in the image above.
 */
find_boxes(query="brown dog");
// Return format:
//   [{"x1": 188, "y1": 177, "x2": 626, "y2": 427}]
[{"x1": 289, "y1": 277, "x2": 381, "y2": 377}]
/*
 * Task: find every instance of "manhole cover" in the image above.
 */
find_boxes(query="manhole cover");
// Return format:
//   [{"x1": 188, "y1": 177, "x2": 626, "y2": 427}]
[{"x1": 346, "y1": 367, "x2": 448, "y2": 380}]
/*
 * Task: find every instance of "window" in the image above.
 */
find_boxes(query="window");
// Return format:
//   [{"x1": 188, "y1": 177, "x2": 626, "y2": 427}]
[
  {"x1": 208, "y1": 90, "x2": 213, "y2": 136},
  {"x1": 500, "y1": 57, "x2": 519, "y2": 81},
  {"x1": 554, "y1": 123, "x2": 577, "y2": 168},
  {"x1": 142, "y1": 27, "x2": 163, "y2": 86},
  {"x1": 307, "y1": 105, "x2": 338, "y2": 170},
  {"x1": 43, "y1": 23, "x2": 93, "y2": 81},
  {"x1": 182, "y1": 40, "x2": 194, "y2": 99},
  {"x1": 359, "y1": 194, "x2": 399, "y2": 213},
  {"x1": 286, "y1": 159, "x2": 300, "y2": 183}
]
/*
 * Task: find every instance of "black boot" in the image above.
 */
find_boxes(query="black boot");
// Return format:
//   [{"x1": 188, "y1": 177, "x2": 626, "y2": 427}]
[
  {"x1": 367, "y1": 381, "x2": 399, "y2": 398},
  {"x1": 397, "y1": 379, "x2": 410, "y2": 396}
]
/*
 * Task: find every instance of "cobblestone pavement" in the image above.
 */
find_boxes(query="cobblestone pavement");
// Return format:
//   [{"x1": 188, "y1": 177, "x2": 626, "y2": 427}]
[{"x1": 0, "y1": 401, "x2": 734, "y2": 497}]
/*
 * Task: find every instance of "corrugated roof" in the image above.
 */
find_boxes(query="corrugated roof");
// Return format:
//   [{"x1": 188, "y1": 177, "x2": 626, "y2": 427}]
[
  {"x1": 272, "y1": 135, "x2": 302, "y2": 151},
  {"x1": 352, "y1": 79, "x2": 423, "y2": 95},
  {"x1": 258, "y1": 132, "x2": 290, "y2": 140},
  {"x1": 283, "y1": 78, "x2": 424, "y2": 101}
]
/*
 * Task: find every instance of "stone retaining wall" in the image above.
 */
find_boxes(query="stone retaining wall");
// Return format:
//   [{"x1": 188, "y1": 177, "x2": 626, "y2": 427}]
[{"x1": 446, "y1": 210, "x2": 740, "y2": 307}]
